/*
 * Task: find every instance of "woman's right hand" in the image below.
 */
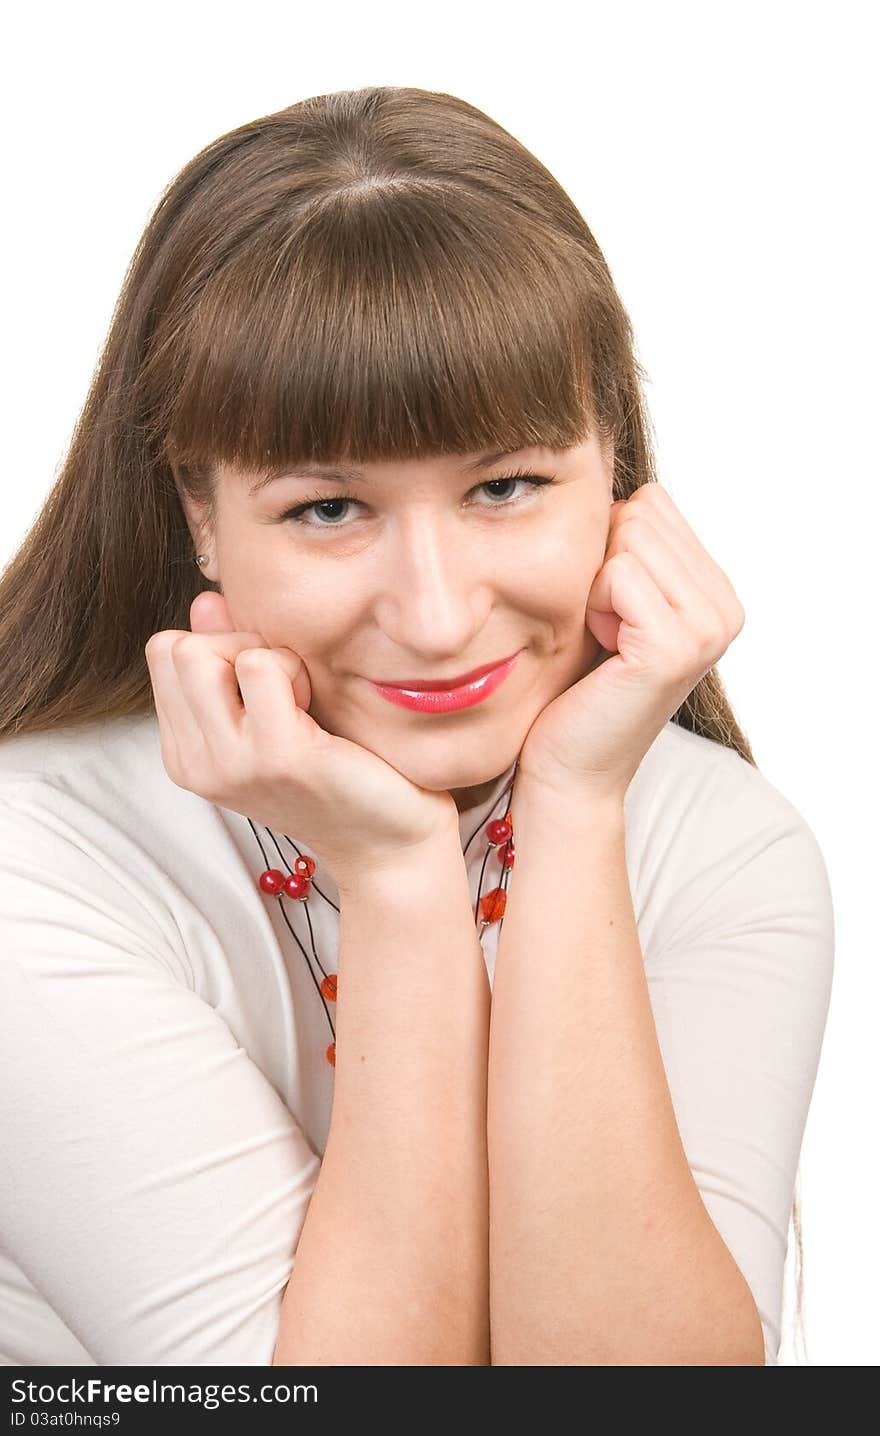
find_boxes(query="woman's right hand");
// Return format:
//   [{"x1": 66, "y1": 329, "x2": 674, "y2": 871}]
[{"x1": 144, "y1": 591, "x2": 461, "y2": 892}]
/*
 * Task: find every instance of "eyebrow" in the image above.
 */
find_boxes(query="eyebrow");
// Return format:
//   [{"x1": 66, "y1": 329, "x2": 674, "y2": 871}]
[{"x1": 246, "y1": 448, "x2": 527, "y2": 495}]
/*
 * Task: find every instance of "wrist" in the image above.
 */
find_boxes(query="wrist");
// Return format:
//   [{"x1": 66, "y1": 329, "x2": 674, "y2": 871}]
[
  {"x1": 333, "y1": 818, "x2": 468, "y2": 903},
  {"x1": 511, "y1": 772, "x2": 627, "y2": 836}
]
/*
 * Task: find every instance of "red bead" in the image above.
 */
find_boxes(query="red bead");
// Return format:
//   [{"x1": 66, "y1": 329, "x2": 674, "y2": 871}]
[
  {"x1": 283, "y1": 873, "x2": 311, "y2": 900},
  {"x1": 320, "y1": 973, "x2": 338, "y2": 1001},
  {"x1": 326, "y1": 1041, "x2": 336, "y2": 1067},
  {"x1": 485, "y1": 818, "x2": 512, "y2": 846},
  {"x1": 294, "y1": 855, "x2": 316, "y2": 878},
  {"x1": 258, "y1": 868, "x2": 286, "y2": 895},
  {"x1": 501, "y1": 840, "x2": 515, "y2": 869},
  {"x1": 479, "y1": 887, "x2": 507, "y2": 923}
]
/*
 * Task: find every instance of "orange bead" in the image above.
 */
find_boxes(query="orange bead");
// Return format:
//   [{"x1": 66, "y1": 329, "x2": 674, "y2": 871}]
[
  {"x1": 326, "y1": 1041, "x2": 336, "y2": 1067},
  {"x1": 321, "y1": 973, "x2": 338, "y2": 1001},
  {"x1": 479, "y1": 887, "x2": 507, "y2": 923},
  {"x1": 294, "y1": 855, "x2": 316, "y2": 878}
]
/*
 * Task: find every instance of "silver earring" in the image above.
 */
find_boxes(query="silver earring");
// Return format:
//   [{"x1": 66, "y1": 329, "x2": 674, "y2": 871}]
[{"x1": 196, "y1": 554, "x2": 207, "y2": 567}]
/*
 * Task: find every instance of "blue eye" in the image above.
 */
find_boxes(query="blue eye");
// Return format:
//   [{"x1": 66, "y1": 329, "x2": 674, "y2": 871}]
[{"x1": 278, "y1": 470, "x2": 556, "y2": 531}]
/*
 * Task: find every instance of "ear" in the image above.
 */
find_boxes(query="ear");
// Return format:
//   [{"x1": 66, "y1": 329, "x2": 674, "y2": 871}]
[{"x1": 169, "y1": 456, "x2": 216, "y2": 581}]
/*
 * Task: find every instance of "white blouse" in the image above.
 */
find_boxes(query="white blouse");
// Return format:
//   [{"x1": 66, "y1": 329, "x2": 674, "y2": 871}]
[{"x1": 0, "y1": 710, "x2": 834, "y2": 1366}]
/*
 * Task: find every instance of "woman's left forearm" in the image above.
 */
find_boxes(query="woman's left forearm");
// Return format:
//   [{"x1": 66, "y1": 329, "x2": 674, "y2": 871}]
[{"x1": 486, "y1": 780, "x2": 765, "y2": 1366}]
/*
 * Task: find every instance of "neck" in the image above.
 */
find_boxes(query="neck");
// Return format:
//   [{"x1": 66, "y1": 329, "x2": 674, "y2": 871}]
[{"x1": 450, "y1": 767, "x2": 514, "y2": 816}]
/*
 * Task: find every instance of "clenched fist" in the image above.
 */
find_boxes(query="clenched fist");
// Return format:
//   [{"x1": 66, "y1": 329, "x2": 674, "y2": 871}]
[{"x1": 144, "y1": 591, "x2": 460, "y2": 892}]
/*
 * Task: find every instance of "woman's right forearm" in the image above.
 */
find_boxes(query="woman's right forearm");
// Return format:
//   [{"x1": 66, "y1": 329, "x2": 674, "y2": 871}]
[{"x1": 272, "y1": 831, "x2": 492, "y2": 1366}]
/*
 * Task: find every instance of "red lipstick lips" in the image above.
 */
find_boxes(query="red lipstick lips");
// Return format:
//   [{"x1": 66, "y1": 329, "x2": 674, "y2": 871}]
[
  {"x1": 375, "y1": 652, "x2": 520, "y2": 691},
  {"x1": 368, "y1": 650, "x2": 523, "y2": 714}
]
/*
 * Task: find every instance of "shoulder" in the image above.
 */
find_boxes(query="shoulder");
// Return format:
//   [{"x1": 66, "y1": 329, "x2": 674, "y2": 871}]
[
  {"x1": 0, "y1": 710, "x2": 193, "y2": 889},
  {"x1": 627, "y1": 718, "x2": 827, "y2": 861},
  {"x1": 626, "y1": 721, "x2": 834, "y2": 966},
  {"x1": 0, "y1": 711, "x2": 162, "y2": 871},
  {"x1": 0, "y1": 709, "x2": 164, "y2": 792},
  {"x1": 0, "y1": 712, "x2": 228, "y2": 987},
  {"x1": 0, "y1": 710, "x2": 221, "y2": 850}
]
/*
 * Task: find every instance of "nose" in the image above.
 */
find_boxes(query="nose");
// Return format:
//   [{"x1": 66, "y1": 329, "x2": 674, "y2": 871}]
[{"x1": 372, "y1": 511, "x2": 490, "y2": 659}]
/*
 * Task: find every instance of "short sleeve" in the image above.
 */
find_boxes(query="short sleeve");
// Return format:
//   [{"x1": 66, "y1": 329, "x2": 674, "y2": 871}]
[
  {"x1": 0, "y1": 795, "x2": 322, "y2": 1366},
  {"x1": 645, "y1": 799, "x2": 835, "y2": 1365}
]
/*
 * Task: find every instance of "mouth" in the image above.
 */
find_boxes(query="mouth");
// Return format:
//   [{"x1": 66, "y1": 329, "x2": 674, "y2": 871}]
[
  {"x1": 373, "y1": 650, "x2": 523, "y2": 691},
  {"x1": 367, "y1": 649, "x2": 523, "y2": 714}
]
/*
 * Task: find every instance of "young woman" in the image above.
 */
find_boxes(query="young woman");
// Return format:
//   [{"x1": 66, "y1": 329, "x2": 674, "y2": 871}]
[{"x1": 0, "y1": 86, "x2": 833, "y2": 1367}]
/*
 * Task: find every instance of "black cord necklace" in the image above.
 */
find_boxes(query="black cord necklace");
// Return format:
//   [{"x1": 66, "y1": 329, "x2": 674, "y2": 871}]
[{"x1": 247, "y1": 759, "x2": 520, "y2": 1066}]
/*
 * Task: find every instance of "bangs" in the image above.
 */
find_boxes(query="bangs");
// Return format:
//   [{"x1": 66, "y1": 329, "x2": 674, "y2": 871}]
[{"x1": 156, "y1": 189, "x2": 602, "y2": 481}]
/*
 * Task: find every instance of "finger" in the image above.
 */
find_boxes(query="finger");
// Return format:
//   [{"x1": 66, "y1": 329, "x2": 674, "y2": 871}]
[
  {"x1": 237, "y1": 646, "x2": 312, "y2": 715},
  {"x1": 170, "y1": 633, "x2": 254, "y2": 766},
  {"x1": 616, "y1": 494, "x2": 742, "y2": 623},
  {"x1": 630, "y1": 484, "x2": 724, "y2": 585},
  {"x1": 145, "y1": 631, "x2": 208, "y2": 765},
  {"x1": 234, "y1": 648, "x2": 315, "y2": 768},
  {"x1": 187, "y1": 594, "x2": 311, "y2": 713},
  {"x1": 587, "y1": 550, "x2": 679, "y2": 656},
  {"x1": 148, "y1": 680, "x2": 183, "y2": 775},
  {"x1": 610, "y1": 513, "x2": 712, "y2": 612},
  {"x1": 189, "y1": 590, "x2": 238, "y2": 634},
  {"x1": 174, "y1": 635, "x2": 312, "y2": 763},
  {"x1": 646, "y1": 483, "x2": 708, "y2": 551},
  {"x1": 164, "y1": 628, "x2": 260, "y2": 776},
  {"x1": 609, "y1": 494, "x2": 698, "y2": 585}
]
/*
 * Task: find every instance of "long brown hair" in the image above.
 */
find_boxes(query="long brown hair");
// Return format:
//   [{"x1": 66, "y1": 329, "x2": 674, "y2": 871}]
[{"x1": 0, "y1": 84, "x2": 803, "y2": 1361}]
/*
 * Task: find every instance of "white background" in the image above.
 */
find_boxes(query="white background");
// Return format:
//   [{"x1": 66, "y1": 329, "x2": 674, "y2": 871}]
[{"x1": 3, "y1": 0, "x2": 875, "y2": 1365}]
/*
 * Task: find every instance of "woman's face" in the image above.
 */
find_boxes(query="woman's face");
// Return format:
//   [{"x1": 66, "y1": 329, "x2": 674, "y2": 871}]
[{"x1": 185, "y1": 437, "x2": 614, "y2": 812}]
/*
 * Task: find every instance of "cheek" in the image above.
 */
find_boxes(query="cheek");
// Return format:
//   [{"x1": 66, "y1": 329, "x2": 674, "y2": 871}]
[
  {"x1": 253, "y1": 596, "x2": 358, "y2": 662},
  {"x1": 526, "y1": 540, "x2": 603, "y2": 615},
  {"x1": 535, "y1": 507, "x2": 607, "y2": 584},
  {"x1": 220, "y1": 554, "x2": 344, "y2": 644}
]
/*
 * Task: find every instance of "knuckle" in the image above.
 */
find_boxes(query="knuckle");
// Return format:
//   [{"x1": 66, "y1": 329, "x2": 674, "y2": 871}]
[
  {"x1": 144, "y1": 631, "x2": 170, "y2": 663},
  {"x1": 170, "y1": 632, "x2": 199, "y2": 661},
  {"x1": 729, "y1": 595, "x2": 746, "y2": 632},
  {"x1": 640, "y1": 483, "x2": 672, "y2": 518},
  {"x1": 235, "y1": 646, "x2": 271, "y2": 669},
  {"x1": 146, "y1": 629, "x2": 187, "y2": 657},
  {"x1": 703, "y1": 621, "x2": 728, "y2": 662},
  {"x1": 632, "y1": 482, "x2": 657, "y2": 506}
]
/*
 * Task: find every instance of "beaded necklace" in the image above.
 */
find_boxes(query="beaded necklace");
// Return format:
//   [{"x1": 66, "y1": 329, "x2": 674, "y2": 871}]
[{"x1": 245, "y1": 760, "x2": 519, "y2": 1067}]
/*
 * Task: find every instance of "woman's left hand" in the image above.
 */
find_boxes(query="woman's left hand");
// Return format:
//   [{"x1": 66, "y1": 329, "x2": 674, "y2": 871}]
[{"x1": 517, "y1": 481, "x2": 746, "y2": 805}]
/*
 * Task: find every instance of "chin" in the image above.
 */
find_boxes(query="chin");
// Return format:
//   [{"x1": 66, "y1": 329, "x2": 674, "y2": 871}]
[
  {"x1": 381, "y1": 735, "x2": 518, "y2": 795},
  {"x1": 311, "y1": 695, "x2": 523, "y2": 789}
]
